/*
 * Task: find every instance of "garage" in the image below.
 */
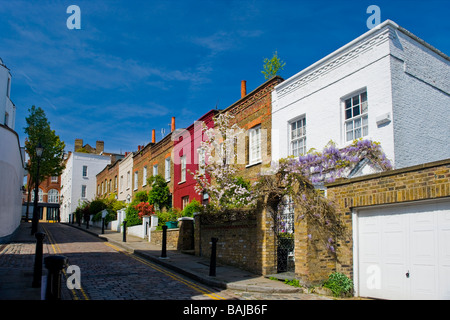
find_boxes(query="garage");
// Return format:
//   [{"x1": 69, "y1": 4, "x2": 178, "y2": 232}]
[{"x1": 354, "y1": 198, "x2": 450, "y2": 300}]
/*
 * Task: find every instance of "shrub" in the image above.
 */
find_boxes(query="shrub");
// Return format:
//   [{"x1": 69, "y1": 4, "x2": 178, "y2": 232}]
[
  {"x1": 125, "y1": 204, "x2": 141, "y2": 227},
  {"x1": 181, "y1": 199, "x2": 202, "y2": 217},
  {"x1": 322, "y1": 272, "x2": 353, "y2": 297},
  {"x1": 156, "y1": 208, "x2": 181, "y2": 229}
]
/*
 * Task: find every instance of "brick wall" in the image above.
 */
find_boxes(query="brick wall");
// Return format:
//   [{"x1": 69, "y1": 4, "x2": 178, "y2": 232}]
[
  {"x1": 132, "y1": 143, "x2": 152, "y2": 195},
  {"x1": 295, "y1": 159, "x2": 450, "y2": 285},
  {"x1": 194, "y1": 202, "x2": 277, "y2": 275},
  {"x1": 222, "y1": 76, "x2": 283, "y2": 182}
]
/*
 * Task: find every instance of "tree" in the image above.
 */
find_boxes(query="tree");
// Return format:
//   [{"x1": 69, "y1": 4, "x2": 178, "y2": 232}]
[
  {"x1": 262, "y1": 51, "x2": 286, "y2": 80},
  {"x1": 192, "y1": 112, "x2": 257, "y2": 212},
  {"x1": 24, "y1": 106, "x2": 66, "y2": 220},
  {"x1": 147, "y1": 175, "x2": 171, "y2": 211}
]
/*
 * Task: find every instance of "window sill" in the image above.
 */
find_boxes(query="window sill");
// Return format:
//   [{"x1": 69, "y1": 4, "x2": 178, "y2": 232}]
[
  {"x1": 178, "y1": 180, "x2": 186, "y2": 185},
  {"x1": 246, "y1": 160, "x2": 262, "y2": 168}
]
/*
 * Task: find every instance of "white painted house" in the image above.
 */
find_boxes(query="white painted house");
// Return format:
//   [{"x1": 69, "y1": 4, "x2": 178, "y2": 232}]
[
  {"x1": 117, "y1": 151, "x2": 134, "y2": 204},
  {"x1": 0, "y1": 58, "x2": 25, "y2": 242},
  {"x1": 60, "y1": 152, "x2": 111, "y2": 222},
  {"x1": 271, "y1": 20, "x2": 450, "y2": 169}
]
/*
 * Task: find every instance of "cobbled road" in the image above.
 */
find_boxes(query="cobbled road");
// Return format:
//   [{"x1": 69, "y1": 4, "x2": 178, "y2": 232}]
[{"x1": 39, "y1": 223, "x2": 239, "y2": 300}]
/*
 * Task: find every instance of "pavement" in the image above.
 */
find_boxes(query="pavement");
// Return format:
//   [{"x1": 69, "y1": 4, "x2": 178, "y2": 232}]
[{"x1": 0, "y1": 221, "x2": 334, "y2": 300}]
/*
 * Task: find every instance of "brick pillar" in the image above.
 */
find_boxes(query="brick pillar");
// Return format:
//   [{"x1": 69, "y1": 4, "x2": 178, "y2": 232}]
[{"x1": 256, "y1": 197, "x2": 277, "y2": 275}]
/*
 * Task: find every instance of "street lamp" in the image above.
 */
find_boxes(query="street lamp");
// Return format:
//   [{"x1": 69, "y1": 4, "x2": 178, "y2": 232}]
[{"x1": 31, "y1": 143, "x2": 44, "y2": 235}]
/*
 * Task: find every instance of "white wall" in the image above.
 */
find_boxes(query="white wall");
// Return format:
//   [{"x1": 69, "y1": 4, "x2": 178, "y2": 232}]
[
  {"x1": 0, "y1": 61, "x2": 15, "y2": 130},
  {"x1": 0, "y1": 125, "x2": 25, "y2": 242},
  {"x1": 60, "y1": 152, "x2": 111, "y2": 222},
  {"x1": 388, "y1": 28, "x2": 450, "y2": 168},
  {"x1": 272, "y1": 20, "x2": 450, "y2": 170},
  {"x1": 117, "y1": 153, "x2": 134, "y2": 203}
]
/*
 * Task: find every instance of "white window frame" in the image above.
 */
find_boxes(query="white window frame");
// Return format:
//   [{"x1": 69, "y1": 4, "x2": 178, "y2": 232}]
[
  {"x1": 248, "y1": 125, "x2": 262, "y2": 165},
  {"x1": 165, "y1": 157, "x2": 171, "y2": 182},
  {"x1": 344, "y1": 90, "x2": 368, "y2": 142},
  {"x1": 182, "y1": 196, "x2": 189, "y2": 209},
  {"x1": 180, "y1": 155, "x2": 186, "y2": 182},
  {"x1": 289, "y1": 116, "x2": 306, "y2": 157},
  {"x1": 51, "y1": 176, "x2": 58, "y2": 183},
  {"x1": 134, "y1": 171, "x2": 138, "y2": 191},
  {"x1": 82, "y1": 165, "x2": 88, "y2": 178},
  {"x1": 127, "y1": 171, "x2": 130, "y2": 190},
  {"x1": 153, "y1": 164, "x2": 158, "y2": 177},
  {"x1": 48, "y1": 189, "x2": 59, "y2": 203},
  {"x1": 143, "y1": 166, "x2": 147, "y2": 186},
  {"x1": 81, "y1": 185, "x2": 87, "y2": 199}
]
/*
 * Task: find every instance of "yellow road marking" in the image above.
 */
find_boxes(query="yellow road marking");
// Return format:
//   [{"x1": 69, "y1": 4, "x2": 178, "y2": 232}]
[
  {"x1": 104, "y1": 242, "x2": 225, "y2": 300},
  {"x1": 41, "y1": 224, "x2": 89, "y2": 300}
]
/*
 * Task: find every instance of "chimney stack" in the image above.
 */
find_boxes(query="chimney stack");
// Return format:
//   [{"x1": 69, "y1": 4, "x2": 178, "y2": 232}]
[
  {"x1": 171, "y1": 117, "x2": 176, "y2": 132},
  {"x1": 74, "y1": 139, "x2": 83, "y2": 152},
  {"x1": 152, "y1": 129, "x2": 156, "y2": 143},
  {"x1": 96, "y1": 141, "x2": 104, "y2": 154},
  {"x1": 241, "y1": 80, "x2": 246, "y2": 98}
]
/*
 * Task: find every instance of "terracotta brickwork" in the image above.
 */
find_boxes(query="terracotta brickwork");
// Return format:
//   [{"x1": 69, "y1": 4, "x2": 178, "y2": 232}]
[
  {"x1": 96, "y1": 159, "x2": 120, "y2": 199},
  {"x1": 294, "y1": 159, "x2": 450, "y2": 285},
  {"x1": 221, "y1": 76, "x2": 283, "y2": 182},
  {"x1": 132, "y1": 143, "x2": 152, "y2": 195}
]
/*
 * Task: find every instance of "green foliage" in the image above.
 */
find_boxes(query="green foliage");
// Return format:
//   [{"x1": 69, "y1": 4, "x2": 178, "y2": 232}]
[
  {"x1": 147, "y1": 175, "x2": 171, "y2": 210},
  {"x1": 125, "y1": 204, "x2": 141, "y2": 227},
  {"x1": 156, "y1": 208, "x2": 181, "y2": 229},
  {"x1": 181, "y1": 199, "x2": 202, "y2": 217},
  {"x1": 262, "y1": 51, "x2": 285, "y2": 80},
  {"x1": 284, "y1": 279, "x2": 302, "y2": 288},
  {"x1": 89, "y1": 199, "x2": 107, "y2": 216},
  {"x1": 133, "y1": 190, "x2": 149, "y2": 202},
  {"x1": 323, "y1": 272, "x2": 353, "y2": 297}
]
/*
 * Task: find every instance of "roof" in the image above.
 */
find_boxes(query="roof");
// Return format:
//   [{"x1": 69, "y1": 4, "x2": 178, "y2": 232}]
[{"x1": 276, "y1": 20, "x2": 449, "y2": 93}]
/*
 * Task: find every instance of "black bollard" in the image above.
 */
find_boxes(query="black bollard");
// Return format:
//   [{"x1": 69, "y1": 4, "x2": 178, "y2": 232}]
[
  {"x1": 32, "y1": 232, "x2": 46, "y2": 288},
  {"x1": 44, "y1": 255, "x2": 68, "y2": 300},
  {"x1": 101, "y1": 217, "x2": 105, "y2": 234},
  {"x1": 209, "y1": 237, "x2": 218, "y2": 277},
  {"x1": 161, "y1": 225, "x2": 167, "y2": 258},
  {"x1": 123, "y1": 220, "x2": 127, "y2": 242}
]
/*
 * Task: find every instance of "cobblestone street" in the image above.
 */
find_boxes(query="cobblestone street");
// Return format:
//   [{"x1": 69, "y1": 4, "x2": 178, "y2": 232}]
[{"x1": 38, "y1": 223, "x2": 240, "y2": 300}]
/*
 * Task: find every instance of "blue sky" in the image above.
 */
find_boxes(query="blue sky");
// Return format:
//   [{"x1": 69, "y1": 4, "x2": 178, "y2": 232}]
[{"x1": 1, "y1": 0, "x2": 449, "y2": 154}]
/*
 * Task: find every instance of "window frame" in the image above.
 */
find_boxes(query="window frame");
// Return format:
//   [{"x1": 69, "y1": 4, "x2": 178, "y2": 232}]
[
  {"x1": 343, "y1": 90, "x2": 368, "y2": 142},
  {"x1": 82, "y1": 165, "x2": 88, "y2": 178},
  {"x1": 165, "y1": 157, "x2": 171, "y2": 182},
  {"x1": 289, "y1": 116, "x2": 307, "y2": 157},
  {"x1": 248, "y1": 125, "x2": 262, "y2": 166},
  {"x1": 180, "y1": 155, "x2": 186, "y2": 183}
]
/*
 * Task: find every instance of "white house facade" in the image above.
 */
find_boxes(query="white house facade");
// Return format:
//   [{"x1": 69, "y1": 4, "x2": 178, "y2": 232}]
[
  {"x1": 271, "y1": 20, "x2": 450, "y2": 169},
  {"x1": 60, "y1": 152, "x2": 111, "y2": 222},
  {"x1": 0, "y1": 58, "x2": 25, "y2": 242},
  {"x1": 117, "y1": 152, "x2": 134, "y2": 204}
]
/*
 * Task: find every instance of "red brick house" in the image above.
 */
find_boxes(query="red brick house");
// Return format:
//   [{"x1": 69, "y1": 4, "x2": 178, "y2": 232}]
[{"x1": 172, "y1": 109, "x2": 219, "y2": 210}]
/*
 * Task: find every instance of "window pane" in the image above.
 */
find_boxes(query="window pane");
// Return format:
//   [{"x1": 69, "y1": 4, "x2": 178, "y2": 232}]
[
  {"x1": 345, "y1": 108, "x2": 352, "y2": 120},
  {"x1": 352, "y1": 95, "x2": 359, "y2": 106},
  {"x1": 361, "y1": 101, "x2": 368, "y2": 114},
  {"x1": 361, "y1": 91, "x2": 367, "y2": 102},
  {"x1": 353, "y1": 105, "x2": 360, "y2": 117},
  {"x1": 346, "y1": 130, "x2": 353, "y2": 141},
  {"x1": 345, "y1": 99, "x2": 351, "y2": 109}
]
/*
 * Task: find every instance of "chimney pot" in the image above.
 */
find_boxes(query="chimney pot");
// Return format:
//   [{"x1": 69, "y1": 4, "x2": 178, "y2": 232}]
[
  {"x1": 152, "y1": 129, "x2": 156, "y2": 143},
  {"x1": 241, "y1": 80, "x2": 246, "y2": 98},
  {"x1": 171, "y1": 117, "x2": 175, "y2": 132}
]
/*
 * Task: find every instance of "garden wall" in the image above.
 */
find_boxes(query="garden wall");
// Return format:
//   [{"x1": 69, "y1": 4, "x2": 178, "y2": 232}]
[{"x1": 194, "y1": 205, "x2": 277, "y2": 275}]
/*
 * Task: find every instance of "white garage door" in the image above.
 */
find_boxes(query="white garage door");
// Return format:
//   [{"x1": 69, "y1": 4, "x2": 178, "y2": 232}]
[{"x1": 356, "y1": 199, "x2": 450, "y2": 300}]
